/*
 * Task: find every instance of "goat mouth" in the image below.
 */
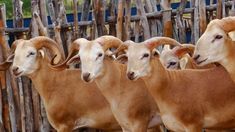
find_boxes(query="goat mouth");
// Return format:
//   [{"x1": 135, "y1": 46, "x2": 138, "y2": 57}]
[
  {"x1": 127, "y1": 75, "x2": 138, "y2": 81},
  {"x1": 196, "y1": 58, "x2": 208, "y2": 65},
  {"x1": 13, "y1": 71, "x2": 23, "y2": 77},
  {"x1": 83, "y1": 77, "x2": 93, "y2": 83}
]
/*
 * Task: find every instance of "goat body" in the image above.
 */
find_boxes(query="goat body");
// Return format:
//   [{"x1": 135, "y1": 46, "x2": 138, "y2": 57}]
[
  {"x1": 25, "y1": 57, "x2": 120, "y2": 131},
  {"x1": 143, "y1": 58, "x2": 235, "y2": 131}
]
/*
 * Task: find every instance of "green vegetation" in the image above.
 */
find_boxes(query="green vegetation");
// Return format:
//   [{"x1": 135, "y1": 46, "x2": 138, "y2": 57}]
[
  {"x1": 0, "y1": 0, "x2": 75, "y2": 20},
  {"x1": 0, "y1": 0, "x2": 31, "y2": 19}
]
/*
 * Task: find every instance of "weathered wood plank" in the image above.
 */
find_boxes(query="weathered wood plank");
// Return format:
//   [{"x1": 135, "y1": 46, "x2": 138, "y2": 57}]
[
  {"x1": 175, "y1": 0, "x2": 187, "y2": 43},
  {"x1": 135, "y1": 0, "x2": 150, "y2": 40},
  {"x1": 161, "y1": 0, "x2": 173, "y2": 38},
  {"x1": 194, "y1": 0, "x2": 200, "y2": 42},
  {"x1": 73, "y1": 0, "x2": 79, "y2": 39},
  {"x1": 145, "y1": 0, "x2": 158, "y2": 38},
  {"x1": 39, "y1": 0, "x2": 48, "y2": 27},
  {"x1": 108, "y1": 0, "x2": 116, "y2": 36},
  {"x1": 217, "y1": 0, "x2": 222, "y2": 19},
  {"x1": 80, "y1": 0, "x2": 91, "y2": 38},
  {"x1": 116, "y1": 0, "x2": 124, "y2": 39},
  {"x1": 124, "y1": 0, "x2": 131, "y2": 40}
]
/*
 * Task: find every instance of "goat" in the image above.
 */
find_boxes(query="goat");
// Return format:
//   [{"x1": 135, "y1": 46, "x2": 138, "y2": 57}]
[
  {"x1": 193, "y1": 16, "x2": 235, "y2": 83},
  {"x1": 160, "y1": 44, "x2": 213, "y2": 70},
  {"x1": 0, "y1": 36, "x2": 121, "y2": 132},
  {"x1": 160, "y1": 44, "x2": 196, "y2": 69},
  {"x1": 51, "y1": 36, "x2": 164, "y2": 132},
  {"x1": 115, "y1": 37, "x2": 235, "y2": 132}
]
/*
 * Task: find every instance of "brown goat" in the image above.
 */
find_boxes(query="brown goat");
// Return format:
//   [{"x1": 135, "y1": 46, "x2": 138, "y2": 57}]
[
  {"x1": 51, "y1": 36, "x2": 164, "y2": 132},
  {"x1": 116, "y1": 37, "x2": 235, "y2": 132},
  {"x1": 0, "y1": 36, "x2": 121, "y2": 132}
]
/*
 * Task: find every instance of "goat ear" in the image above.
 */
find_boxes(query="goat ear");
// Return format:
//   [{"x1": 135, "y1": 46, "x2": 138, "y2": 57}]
[
  {"x1": 38, "y1": 50, "x2": 45, "y2": 58},
  {"x1": 6, "y1": 54, "x2": 15, "y2": 62},
  {"x1": 173, "y1": 47, "x2": 190, "y2": 58},
  {"x1": 179, "y1": 57, "x2": 188, "y2": 69},
  {"x1": 116, "y1": 54, "x2": 128, "y2": 64},
  {"x1": 152, "y1": 49, "x2": 160, "y2": 57},
  {"x1": 66, "y1": 55, "x2": 80, "y2": 65}
]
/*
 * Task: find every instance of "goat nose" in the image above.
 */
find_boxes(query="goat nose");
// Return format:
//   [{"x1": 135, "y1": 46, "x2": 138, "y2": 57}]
[
  {"x1": 193, "y1": 54, "x2": 200, "y2": 61},
  {"x1": 127, "y1": 71, "x2": 135, "y2": 80},
  {"x1": 83, "y1": 73, "x2": 91, "y2": 82},
  {"x1": 12, "y1": 66, "x2": 19, "y2": 73}
]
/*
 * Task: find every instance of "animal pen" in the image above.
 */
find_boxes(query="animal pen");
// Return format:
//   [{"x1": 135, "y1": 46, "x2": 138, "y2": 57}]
[{"x1": 0, "y1": 0, "x2": 234, "y2": 131}]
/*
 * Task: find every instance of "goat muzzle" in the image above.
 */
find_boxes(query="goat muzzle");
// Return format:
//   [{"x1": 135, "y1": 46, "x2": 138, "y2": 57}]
[
  {"x1": 12, "y1": 66, "x2": 22, "y2": 76},
  {"x1": 127, "y1": 71, "x2": 136, "y2": 80},
  {"x1": 82, "y1": 73, "x2": 91, "y2": 83}
]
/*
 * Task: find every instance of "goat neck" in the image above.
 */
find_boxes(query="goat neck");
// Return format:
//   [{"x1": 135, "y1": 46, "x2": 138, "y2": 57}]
[{"x1": 219, "y1": 40, "x2": 235, "y2": 82}]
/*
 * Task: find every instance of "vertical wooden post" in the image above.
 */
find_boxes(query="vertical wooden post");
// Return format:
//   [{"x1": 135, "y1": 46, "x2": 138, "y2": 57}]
[
  {"x1": 30, "y1": 0, "x2": 40, "y2": 131},
  {"x1": 39, "y1": 0, "x2": 48, "y2": 27},
  {"x1": 217, "y1": 0, "x2": 222, "y2": 19},
  {"x1": 199, "y1": 0, "x2": 206, "y2": 35},
  {"x1": 145, "y1": 0, "x2": 158, "y2": 38},
  {"x1": 116, "y1": 0, "x2": 124, "y2": 39},
  {"x1": 73, "y1": 0, "x2": 79, "y2": 39},
  {"x1": 161, "y1": 0, "x2": 173, "y2": 38},
  {"x1": 0, "y1": 4, "x2": 10, "y2": 132},
  {"x1": 193, "y1": 0, "x2": 200, "y2": 42},
  {"x1": 124, "y1": 0, "x2": 131, "y2": 40},
  {"x1": 47, "y1": 0, "x2": 66, "y2": 58},
  {"x1": 93, "y1": 0, "x2": 107, "y2": 37},
  {"x1": 91, "y1": 0, "x2": 98, "y2": 39},
  {"x1": 22, "y1": 78, "x2": 34, "y2": 131},
  {"x1": 80, "y1": 0, "x2": 91, "y2": 38},
  {"x1": 175, "y1": 0, "x2": 187, "y2": 43},
  {"x1": 11, "y1": 1, "x2": 25, "y2": 131},
  {"x1": 135, "y1": 0, "x2": 150, "y2": 40},
  {"x1": 108, "y1": 0, "x2": 117, "y2": 36}
]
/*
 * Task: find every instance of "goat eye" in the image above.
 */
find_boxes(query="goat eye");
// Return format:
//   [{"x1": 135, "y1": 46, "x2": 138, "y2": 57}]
[
  {"x1": 98, "y1": 53, "x2": 103, "y2": 57},
  {"x1": 169, "y1": 62, "x2": 177, "y2": 65},
  {"x1": 215, "y1": 35, "x2": 223, "y2": 40},
  {"x1": 27, "y1": 52, "x2": 35, "y2": 57},
  {"x1": 143, "y1": 53, "x2": 149, "y2": 58}
]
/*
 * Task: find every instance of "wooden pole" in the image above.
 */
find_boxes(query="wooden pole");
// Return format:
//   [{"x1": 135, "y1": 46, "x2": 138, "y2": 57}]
[
  {"x1": 124, "y1": 0, "x2": 131, "y2": 40},
  {"x1": 108, "y1": 0, "x2": 116, "y2": 36},
  {"x1": 80, "y1": 0, "x2": 91, "y2": 38},
  {"x1": 217, "y1": 0, "x2": 222, "y2": 19},
  {"x1": 161, "y1": 0, "x2": 173, "y2": 38},
  {"x1": 194, "y1": 0, "x2": 200, "y2": 42},
  {"x1": 175, "y1": 0, "x2": 187, "y2": 43},
  {"x1": 73, "y1": 0, "x2": 79, "y2": 39},
  {"x1": 116, "y1": 0, "x2": 124, "y2": 39},
  {"x1": 199, "y1": 0, "x2": 206, "y2": 35},
  {"x1": 0, "y1": 4, "x2": 10, "y2": 132},
  {"x1": 93, "y1": 0, "x2": 107, "y2": 37},
  {"x1": 135, "y1": 0, "x2": 150, "y2": 40}
]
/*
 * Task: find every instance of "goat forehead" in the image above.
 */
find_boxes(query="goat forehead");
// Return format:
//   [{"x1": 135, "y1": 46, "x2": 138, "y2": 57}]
[
  {"x1": 128, "y1": 44, "x2": 149, "y2": 57},
  {"x1": 205, "y1": 24, "x2": 224, "y2": 34},
  {"x1": 15, "y1": 42, "x2": 36, "y2": 55},
  {"x1": 79, "y1": 42, "x2": 103, "y2": 58}
]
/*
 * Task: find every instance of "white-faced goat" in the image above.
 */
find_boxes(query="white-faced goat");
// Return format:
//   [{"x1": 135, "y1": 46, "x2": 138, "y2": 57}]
[
  {"x1": 115, "y1": 37, "x2": 235, "y2": 132},
  {"x1": 0, "y1": 36, "x2": 121, "y2": 132},
  {"x1": 51, "y1": 36, "x2": 164, "y2": 132},
  {"x1": 193, "y1": 16, "x2": 235, "y2": 83}
]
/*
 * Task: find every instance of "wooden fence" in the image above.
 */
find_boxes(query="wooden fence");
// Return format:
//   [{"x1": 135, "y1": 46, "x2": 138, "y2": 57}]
[{"x1": 0, "y1": 0, "x2": 234, "y2": 131}]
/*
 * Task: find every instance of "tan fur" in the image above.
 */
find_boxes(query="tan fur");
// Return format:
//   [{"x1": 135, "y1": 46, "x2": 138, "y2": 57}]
[
  {"x1": 95, "y1": 59, "x2": 161, "y2": 132},
  {"x1": 2, "y1": 37, "x2": 122, "y2": 132},
  {"x1": 60, "y1": 36, "x2": 164, "y2": 132},
  {"x1": 123, "y1": 40, "x2": 235, "y2": 132},
  {"x1": 160, "y1": 45, "x2": 213, "y2": 70},
  {"x1": 29, "y1": 58, "x2": 120, "y2": 131},
  {"x1": 194, "y1": 16, "x2": 235, "y2": 83}
]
